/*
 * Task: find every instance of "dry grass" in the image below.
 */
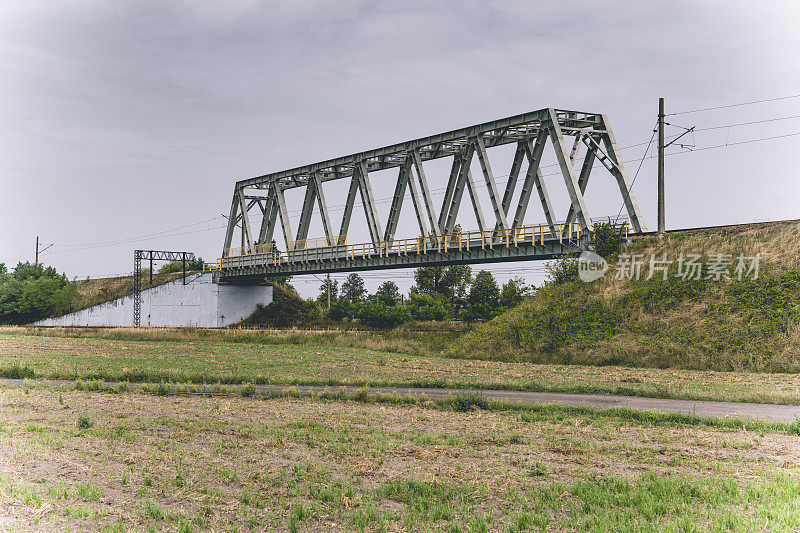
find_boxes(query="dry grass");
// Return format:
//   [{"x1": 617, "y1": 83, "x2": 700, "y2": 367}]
[
  {"x1": 2, "y1": 386, "x2": 800, "y2": 531},
  {"x1": 72, "y1": 271, "x2": 196, "y2": 311}
]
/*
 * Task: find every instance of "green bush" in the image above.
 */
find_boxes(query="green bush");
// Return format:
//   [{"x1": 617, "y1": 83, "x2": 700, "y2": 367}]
[
  {"x1": 327, "y1": 299, "x2": 362, "y2": 321},
  {"x1": 240, "y1": 382, "x2": 256, "y2": 398},
  {"x1": 357, "y1": 300, "x2": 411, "y2": 329},
  {"x1": 77, "y1": 415, "x2": 94, "y2": 430},
  {"x1": 545, "y1": 256, "x2": 578, "y2": 286},
  {"x1": 407, "y1": 293, "x2": 450, "y2": 321},
  {"x1": 157, "y1": 258, "x2": 204, "y2": 274},
  {"x1": 451, "y1": 392, "x2": 488, "y2": 412},
  {"x1": 590, "y1": 222, "x2": 626, "y2": 258}
]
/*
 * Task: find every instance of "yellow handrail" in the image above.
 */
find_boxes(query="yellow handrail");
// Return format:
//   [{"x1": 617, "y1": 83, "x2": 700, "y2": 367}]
[{"x1": 219, "y1": 219, "x2": 628, "y2": 268}]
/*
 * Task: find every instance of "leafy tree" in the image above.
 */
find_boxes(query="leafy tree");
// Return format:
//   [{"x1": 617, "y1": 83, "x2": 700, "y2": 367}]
[
  {"x1": 463, "y1": 270, "x2": 500, "y2": 322},
  {"x1": 357, "y1": 300, "x2": 410, "y2": 329},
  {"x1": 316, "y1": 277, "x2": 339, "y2": 307},
  {"x1": 373, "y1": 281, "x2": 401, "y2": 306},
  {"x1": 327, "y1": 299, "x2": 361, "y2": 321},
  {"x1": 340, "y1": 273, "x2": 366, "y2": 303},
  {"x1": 499, "y1": 276, "x2": 532, "y2": 311},
  {"x1": 0, "y1": 262, "x2": 76, "y2": 324},
  {"x1": 411, "y1": 265, "x2": 471, "y2": 311},
  {"x1": 407, "y1": 292, "x2": 450, "y2": 321}
]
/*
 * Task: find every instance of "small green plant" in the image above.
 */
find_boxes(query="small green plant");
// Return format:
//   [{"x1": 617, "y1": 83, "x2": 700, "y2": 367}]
[
  {"x1": 77, "y1": 415, "x2": 94, "y2": 430},
  {"x1": 240, "y1": 382, "x2": 256, "y2": 398},
  {"x1": 156, "y1": 382, "x2": 170, "y2": 396},
  {"x1": 451, "y1": 392, "x2": 488, "y2": 412}
]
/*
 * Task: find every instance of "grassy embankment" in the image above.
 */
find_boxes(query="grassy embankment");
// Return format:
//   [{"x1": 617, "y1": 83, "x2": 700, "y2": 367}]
[
  {"x1": 452, "y1": 220, "x2": 800, "y2": 372},
  {"x1": 72, "y1": 271, "x2": 193, "y2": 310},
  {"x1": 5, "y1": 328, "x2": 800, "y2": 405},
  {"x1": 2, "y1": 386, "x2": 800, "y2": 531}
]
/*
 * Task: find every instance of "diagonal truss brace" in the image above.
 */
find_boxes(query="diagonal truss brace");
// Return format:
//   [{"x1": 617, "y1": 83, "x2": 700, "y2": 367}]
[{"x1": 222, "y1": 107, "x2": 645, "y2": 260}]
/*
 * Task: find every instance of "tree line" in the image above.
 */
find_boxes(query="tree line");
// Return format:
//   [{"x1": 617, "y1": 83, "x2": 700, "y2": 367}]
[
  {"x1": 313, "y1": 265, "x2": 531, "y2": 328},
  {"x1": 0, "y1": 262, "x2": 76, "y2": 324}
]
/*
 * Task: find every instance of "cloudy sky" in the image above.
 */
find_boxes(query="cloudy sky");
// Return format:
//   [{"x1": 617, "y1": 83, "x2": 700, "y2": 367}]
[{"x1": 2, "y1": 1, "x2": 799, "y2": 297}]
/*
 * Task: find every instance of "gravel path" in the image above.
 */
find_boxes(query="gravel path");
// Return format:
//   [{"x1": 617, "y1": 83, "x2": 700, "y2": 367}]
[{"x1": 5, "y1": 379, "x2": 800, "y2": 422}]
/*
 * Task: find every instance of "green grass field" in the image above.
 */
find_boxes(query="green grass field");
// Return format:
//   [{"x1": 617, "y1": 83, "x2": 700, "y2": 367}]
[{"x1": 3, "y1": 327, "x2": 800, "y2": 405}]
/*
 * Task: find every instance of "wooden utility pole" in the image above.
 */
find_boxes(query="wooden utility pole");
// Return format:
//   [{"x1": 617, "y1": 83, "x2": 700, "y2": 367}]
[
  {"x1": 326, "y1": 273, "x2": 331, "y2": 309},
  {"x1": 35, "y1": 236, "x2": 39, "y2": 266},
  {"x1": 657, "y1": 97, "x2": 665, "y2": 238}
]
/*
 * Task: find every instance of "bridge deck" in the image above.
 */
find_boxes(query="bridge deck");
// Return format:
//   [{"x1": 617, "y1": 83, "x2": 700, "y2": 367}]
[{"x1": 211, "y1": 221, "x2": 626, "y2": 283}]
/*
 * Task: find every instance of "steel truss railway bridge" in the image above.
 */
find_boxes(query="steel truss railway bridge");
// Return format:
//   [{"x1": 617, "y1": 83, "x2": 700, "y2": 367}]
[{"x1": 212, "y1": 108, "x2": 644, "y2": 283}]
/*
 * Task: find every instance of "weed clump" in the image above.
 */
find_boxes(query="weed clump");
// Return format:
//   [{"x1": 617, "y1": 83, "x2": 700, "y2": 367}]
[
  {"x1": 240, "y1": 382, "x2": 256, "y2": 398},
  {"x1": 0, "y1": 364, "x2": 35, "y2": 379},
  {"x1": 450, "y1": 392, "x2": 488, "y2": 412},
  {"x1": 77, "y1": 414, "x2": 94, "y2": 430}
]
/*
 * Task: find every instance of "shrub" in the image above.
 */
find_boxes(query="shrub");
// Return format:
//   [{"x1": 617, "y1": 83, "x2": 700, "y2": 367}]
[
  {"x1": 545, "y1": 256, "x2": 578, "y2": 285},
  {"x1": 451, "y1": 392, "x2": 488, "y2": 412},
  {"x1": 407, "y1": 293, "x2": 450, "y2": 321},
  {"x1": 240, "y1": 382, "x2": 256, "y2": 398},
  {"x1": 590, "y1": 222, "x2": 625, "y2": 258},
  {"x1": 77, "y1": 415, "x2": 94, "y2": 430},
  {"x1": 157, "y1": 258, "x2": 204, "y2": 274},
  {"x1": 0, "y1": 364, "x2": 35, "y2": 379},
  {"x1": 357, "y1": 301, "x2": 411, "y2": 329},
  {"x1": 327, "y1": 299, "x2": 361, "y2": 321}
]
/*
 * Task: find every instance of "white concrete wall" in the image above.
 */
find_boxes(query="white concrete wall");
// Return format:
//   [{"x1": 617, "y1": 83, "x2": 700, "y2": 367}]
[{"x1": 33, "y1": 273, "x2": 272, "y2": 327}]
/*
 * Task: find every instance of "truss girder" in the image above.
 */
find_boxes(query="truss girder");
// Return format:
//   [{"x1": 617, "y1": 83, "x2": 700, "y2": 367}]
[{"x1": 220, "y1": 107, "x2": 644, "y2": 262}]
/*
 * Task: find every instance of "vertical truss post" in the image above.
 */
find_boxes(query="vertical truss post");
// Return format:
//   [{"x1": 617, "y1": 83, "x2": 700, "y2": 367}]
[
  {"x1": 474, "y1": 135, "x2": 508, "y2": 230},
  {"x1": 410, "y1": 149, "x2": 440, "y2": 237},
  {"x1": 295, "y1": 178, "x2": 317, "y2": 248},
  {"x1": 547, "y1": 109, "x2": 591, "y2": 229},
  {"x1": 407, "y1": 157, "x2": 430, "y2": 239},
  {"x1": 564, "y1": 140, "x2": 597, "y2": 229},
  {"x1": 339, "y1": 172, "x2": 360, "y2": 244},
  {"x1": 438, "y1": 156, "x2": 462, "y2": 234},
  {"x1": 236, "y1": 188, "x2": 254, "y2": 251},
  {"x1": 496, "y1": 141, "x2": 525, "y2": 230},
  {"x1": 599, "y1": 114, "x2": 645, "y2": 232},
  {"x1": 443, "y1": 144, "x2": 475, "y2": 234},
  {"x1": 221, "y1": 192, "x2": 240, "y2": 257},
  {"x1": 258, "y1": 185, "x2": 278, "y2": 245},
  {"x1": 385, "y1": 159, "x2": 411, "y2": 241},
  {"x1": 355, "y1": 161, "x2": 383, "y2": 248},
  {"x1": 312, "y1": 173, "x2": 334, "y2": 244},
  {"x1": 465, "y1": 168, "x2": 487, "y2": 233},
  {"x1": 273, "y1": 183, "x2": 294, "y2": 250}
]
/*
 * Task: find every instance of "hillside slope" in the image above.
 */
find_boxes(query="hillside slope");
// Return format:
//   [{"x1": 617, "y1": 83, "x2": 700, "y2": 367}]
[
  {"x1": 72, "y1": 271, "x2": 194, "y2": 311},
  {"x1": 449, "y1": 220, "x2": 800, "y2": 372}
]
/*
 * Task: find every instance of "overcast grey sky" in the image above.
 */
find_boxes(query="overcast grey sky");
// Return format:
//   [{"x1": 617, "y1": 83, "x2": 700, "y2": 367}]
[{"x1": 2, "y1": 1, "x2": 799, "y2": 297}]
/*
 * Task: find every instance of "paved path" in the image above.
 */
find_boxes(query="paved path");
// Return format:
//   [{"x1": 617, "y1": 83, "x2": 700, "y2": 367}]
[{"x1": 4, "y1": 379, "x2": 800, "y2": 423}]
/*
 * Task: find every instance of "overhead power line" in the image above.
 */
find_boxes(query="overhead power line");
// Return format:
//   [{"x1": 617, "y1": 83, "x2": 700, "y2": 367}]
[{"x1": 667, "y1": 93, "x2": 800, "y2": 116}]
